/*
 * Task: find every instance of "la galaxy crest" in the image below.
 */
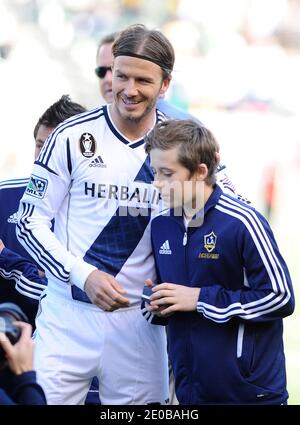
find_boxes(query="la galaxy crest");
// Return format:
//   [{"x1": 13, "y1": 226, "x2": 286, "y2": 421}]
[
  {"x1": 199, "y1": 231, "x2": 219, "y2": 259},
  {"x1": 204, "y1": 231, "x2": 217, "y2": 252},
  {"x1": 79, "y1": 132, "x2": 96, "y2": 158}
]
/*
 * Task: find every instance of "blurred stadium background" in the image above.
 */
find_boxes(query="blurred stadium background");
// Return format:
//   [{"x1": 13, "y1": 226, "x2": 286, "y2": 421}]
[{"x1": 0, "y1": 0, "x2": 299, "y2": 404}]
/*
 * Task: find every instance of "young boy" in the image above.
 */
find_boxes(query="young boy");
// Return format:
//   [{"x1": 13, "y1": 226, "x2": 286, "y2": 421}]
[{"x1": 143, "y1": 119, "x2": 294, "y2": 405}]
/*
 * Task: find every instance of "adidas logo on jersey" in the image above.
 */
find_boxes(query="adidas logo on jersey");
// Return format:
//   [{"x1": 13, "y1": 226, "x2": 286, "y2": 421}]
[
  {"x1": 7, "y1": 212, "x2": 18, "y2": 224},
  {"x1": 89, "y1": 155, "x2": 107, "y2": 168},
  {"x1": 159, "y1": 240, "x2": 172, "y2": 255}
]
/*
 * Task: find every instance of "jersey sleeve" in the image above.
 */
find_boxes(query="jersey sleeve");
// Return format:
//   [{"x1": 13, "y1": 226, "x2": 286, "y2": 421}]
[
  {"x1": 16, "y1": 130, "x2": 96, "y2": 291},
  {"x1": 140, "y1": 299, "x2": 168, "y2": 326},
  {"x1": 141, "y1": 285, "x2": 168, "y2": 326},
  {"x1": 0, "y1": 247, "x2": 46, "y2": 301},
  {"x1": 216, "y1": 163, "x2": 251, "y2": 204},
  {"x1": 197, "y1": 211, "x2": 294, "y2": 323}
]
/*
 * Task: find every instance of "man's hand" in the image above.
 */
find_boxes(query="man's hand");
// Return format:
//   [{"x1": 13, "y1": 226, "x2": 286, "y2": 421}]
[
  {"x1": 0, "y1": 239, "x2": 5, "y2": 254},
  {"x1": 38, "y1": 270, "x2": 45, "y2": 278},
  {"x1": 149, "y1": 283, "x2": 200, "y2": 316},
  {"x1": 0, "y1": 322, "x2": 33, "y2": 375},
  {"x1": 84, "y1": 269, "x2": 130, "y2": 311}
]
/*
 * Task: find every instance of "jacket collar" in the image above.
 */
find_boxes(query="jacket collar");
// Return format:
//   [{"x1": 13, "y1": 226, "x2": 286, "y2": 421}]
[{"x1": 169, "y1": 184, "x2": 222, "y2": 227}]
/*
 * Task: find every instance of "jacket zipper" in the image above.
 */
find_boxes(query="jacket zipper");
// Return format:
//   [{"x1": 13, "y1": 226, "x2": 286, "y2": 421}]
[{"x1": 237, "y1": 323, "x2": 245, "y2": 358}]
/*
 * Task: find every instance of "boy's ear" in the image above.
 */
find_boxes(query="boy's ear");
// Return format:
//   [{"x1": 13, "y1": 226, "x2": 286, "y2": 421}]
[{"x1": 195, "y1": 163, "x2": 208, "y2": 181}]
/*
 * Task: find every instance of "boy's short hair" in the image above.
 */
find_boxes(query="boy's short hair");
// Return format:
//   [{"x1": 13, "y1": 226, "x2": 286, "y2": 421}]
[
  {"x1": 145, "y1": 119, "x2": 219, "y2": 185},
  {"x1": 33, "y1": 95, "x2": 86, "y2": 139}
]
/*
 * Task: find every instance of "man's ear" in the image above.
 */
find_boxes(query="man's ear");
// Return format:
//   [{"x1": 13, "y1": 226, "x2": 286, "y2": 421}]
[{"x1": 160, "y1": 77, "x2": 171, "y2": 98}]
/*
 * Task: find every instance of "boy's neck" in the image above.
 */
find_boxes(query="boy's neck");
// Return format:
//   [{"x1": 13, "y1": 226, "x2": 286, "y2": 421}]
[{"x1": 183, "y1": 184, "x2": 213, "y2": 221}]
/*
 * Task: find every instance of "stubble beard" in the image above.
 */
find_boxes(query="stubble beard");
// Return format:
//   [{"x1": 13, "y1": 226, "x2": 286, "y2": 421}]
[{"x1": 126, "y1": 97, "x2": 157, "y2": 124}]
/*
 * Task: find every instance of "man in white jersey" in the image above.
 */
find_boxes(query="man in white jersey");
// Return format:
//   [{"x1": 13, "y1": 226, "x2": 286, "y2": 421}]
[
  {"x1": 95, "y1": 31, "x2": 198, "y2": 120},
  {"x1": 17, "y1": 24, "x2": 173, "y2": 405},
  {"x1": 95, "y1": 31, "x2": 199, "y2": 406}
]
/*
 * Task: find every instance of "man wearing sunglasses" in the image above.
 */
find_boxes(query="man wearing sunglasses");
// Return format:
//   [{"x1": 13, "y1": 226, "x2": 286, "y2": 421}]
[{"x1": 95, "y1": 32, "x2": 118, "y2": 104}]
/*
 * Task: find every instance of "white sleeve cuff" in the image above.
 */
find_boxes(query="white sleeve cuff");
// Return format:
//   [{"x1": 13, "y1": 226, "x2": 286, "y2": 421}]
[{"x1": 69, "y1": 258, "x2": 97, "y2": 291}]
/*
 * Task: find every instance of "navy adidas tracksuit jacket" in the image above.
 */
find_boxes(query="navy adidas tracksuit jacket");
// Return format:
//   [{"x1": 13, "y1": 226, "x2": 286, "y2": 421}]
[
  {"x1": 0, "y1": 178, "x2": 45, "y2": 326},
  {"x1": 0, "y1": 179, "x2": 100, "y2": 405},
  {"x1": 0, "y1": 369, "x2": 46, "y2": 405},
  {"x1": 148, "y1": 185, "x2": 294, "y2": 405}
]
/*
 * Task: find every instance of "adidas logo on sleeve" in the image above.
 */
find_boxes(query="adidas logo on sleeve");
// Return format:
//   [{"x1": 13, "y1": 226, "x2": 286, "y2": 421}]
[{"x1": 159, "y1": 240, "x2": 172, "y2": 255}]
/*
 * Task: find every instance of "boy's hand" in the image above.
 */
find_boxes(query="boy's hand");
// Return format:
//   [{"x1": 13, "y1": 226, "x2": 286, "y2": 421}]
[
  {"x1": 149, "y1": 283, "x2": 200, "y2": 316},
  {"x1": 144, "y1": 279, "x2": 173, "y2": 317}
]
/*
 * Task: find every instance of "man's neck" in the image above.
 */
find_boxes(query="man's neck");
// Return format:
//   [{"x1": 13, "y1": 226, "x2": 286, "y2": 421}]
[{"x1": 108, "y1": 105, "x2": 156, "y2": 141}]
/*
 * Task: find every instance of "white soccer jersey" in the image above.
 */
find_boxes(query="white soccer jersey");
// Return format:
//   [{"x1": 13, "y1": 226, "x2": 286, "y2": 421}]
[{"x1": 17, "y1": 105, "x2": 166, "y2": 306}]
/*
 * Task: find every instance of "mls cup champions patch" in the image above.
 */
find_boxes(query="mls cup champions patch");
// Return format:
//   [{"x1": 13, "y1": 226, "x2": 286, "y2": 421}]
[{"x1": 79, "y1": 132, "x2": 96, "y2": 158}]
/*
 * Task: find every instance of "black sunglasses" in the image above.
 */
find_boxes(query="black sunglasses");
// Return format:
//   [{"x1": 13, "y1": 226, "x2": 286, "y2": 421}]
[{"x1": 95, "y1": 66, "x2": 112, "y2": 79}]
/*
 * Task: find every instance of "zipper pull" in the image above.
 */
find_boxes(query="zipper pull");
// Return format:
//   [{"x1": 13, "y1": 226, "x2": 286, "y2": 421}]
[{"x1": 183, "y1": 231, "x2": 187, "y2": 246}]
